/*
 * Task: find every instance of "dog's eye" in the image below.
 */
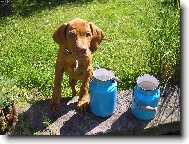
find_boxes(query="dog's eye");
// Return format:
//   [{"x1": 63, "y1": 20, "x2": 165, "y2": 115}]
[
  {"x1": 68, "y1": 32, "x2": 76, "y2": 39},
  {"x1": 86, "y1": 32, "x2": 91, "y2": 37}
]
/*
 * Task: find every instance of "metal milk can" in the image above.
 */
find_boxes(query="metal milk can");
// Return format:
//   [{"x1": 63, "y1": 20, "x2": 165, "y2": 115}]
[
  {"x1": 89, "y1": 68, "x2": 119, "y2": 117},
  {"x1": 131, "y1": 74, "x2": 160, "y2": 120}
]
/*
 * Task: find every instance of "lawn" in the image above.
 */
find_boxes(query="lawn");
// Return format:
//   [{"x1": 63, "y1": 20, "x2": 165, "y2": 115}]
[{"x1": 0, "y1": 0, "x2": 180, "y2": 107}]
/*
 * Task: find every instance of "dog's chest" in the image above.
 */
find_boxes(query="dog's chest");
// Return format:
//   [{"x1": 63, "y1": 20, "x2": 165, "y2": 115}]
[{"x1": 64, "y1": 59, "x2": 83, "y2": 79}]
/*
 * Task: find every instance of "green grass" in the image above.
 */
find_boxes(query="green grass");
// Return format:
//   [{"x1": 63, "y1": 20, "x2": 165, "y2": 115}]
[{"x1": 0, "y1": 0, "x2": 180, "y2": 106}]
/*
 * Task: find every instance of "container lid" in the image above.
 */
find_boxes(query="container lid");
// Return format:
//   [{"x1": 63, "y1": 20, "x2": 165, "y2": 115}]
[
  {"x1": 93, "y1": 68, "x2": 115, "y2": 81},
  {"x1": 137, "y1": 74, "x2": 159, "y2": 90}
]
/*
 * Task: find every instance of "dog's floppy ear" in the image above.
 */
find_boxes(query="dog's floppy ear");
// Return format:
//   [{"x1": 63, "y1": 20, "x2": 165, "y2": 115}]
[
  {"x1": 53, "y1": 23, "x2": 68, "y2": 45},
  {"x1": 89, "y1": 22, "x2": 105, "y2": 52}
]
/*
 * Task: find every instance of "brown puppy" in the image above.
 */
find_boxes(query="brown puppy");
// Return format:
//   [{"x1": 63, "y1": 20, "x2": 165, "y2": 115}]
[{"x1": 49, "y1": 18, "x2": 105, "y2": 112}]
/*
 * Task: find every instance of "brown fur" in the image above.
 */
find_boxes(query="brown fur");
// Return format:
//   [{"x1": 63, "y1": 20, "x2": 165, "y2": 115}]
[{"x1": 49, "y1": 18, "x2": 104, "y2": 111}]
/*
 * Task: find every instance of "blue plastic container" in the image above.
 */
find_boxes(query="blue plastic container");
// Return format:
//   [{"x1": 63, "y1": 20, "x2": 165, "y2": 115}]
[
  {"x1": 89, "y1": 68, "x2": 118, "y2": 117},
  {"x1": 131, "y1": 74, "x2": 160, "y2": 121}
]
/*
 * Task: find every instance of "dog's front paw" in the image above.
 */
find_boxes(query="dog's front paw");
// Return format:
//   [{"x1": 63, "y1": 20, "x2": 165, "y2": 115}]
[
  {"x1": 76, "y1": 99, "x2": 89, "y2": 112},
  {"x1": 49, "y1": 98, "x2": 60, "y2": 112}
]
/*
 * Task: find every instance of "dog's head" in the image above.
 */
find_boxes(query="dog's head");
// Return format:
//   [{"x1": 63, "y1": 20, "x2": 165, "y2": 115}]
[{"x1": 53, "y1": 18, "x2": 105, "y2": 58}]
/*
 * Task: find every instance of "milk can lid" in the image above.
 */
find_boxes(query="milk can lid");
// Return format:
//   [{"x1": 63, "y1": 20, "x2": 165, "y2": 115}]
[
  {"x1": 93, "y1": 68, "x2": 115, "y2": 81},
  {"x1": 137, "y1": 74, "x2": 159, "y2": 90}
]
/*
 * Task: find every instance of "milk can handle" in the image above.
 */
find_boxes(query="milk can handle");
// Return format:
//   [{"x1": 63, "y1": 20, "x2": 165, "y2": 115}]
[
  {"x1": 133, "y1": 98, "x2": 157, "y2": 112},
  {"x1": 136, "y1": 105, "x2": 157, "y2": 111},
  {"x1": 111, "y1": 77, "x2": 122, "y2": 83}
]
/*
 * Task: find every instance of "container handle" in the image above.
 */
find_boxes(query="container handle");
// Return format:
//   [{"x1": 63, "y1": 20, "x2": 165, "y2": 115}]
[
  {"x1": 136, "y1": 105, "x2": 157, "y2": 111},
  {"x1": 111, "y1": 77, "x2": 122, "y2": 83},
  {"x1": 133, "y1": 98, "x2": 157, "y2": 112}
]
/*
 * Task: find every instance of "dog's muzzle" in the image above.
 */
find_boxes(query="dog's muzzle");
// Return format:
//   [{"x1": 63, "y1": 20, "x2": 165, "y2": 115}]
[{"x1": 76, "y1": 44, "x2": 89, "y2": 57}]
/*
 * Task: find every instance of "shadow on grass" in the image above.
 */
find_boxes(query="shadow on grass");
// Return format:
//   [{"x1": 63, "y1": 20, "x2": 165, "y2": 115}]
[{"x1": 0, "y1": 0, "x2": 93, "y2": 18}]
